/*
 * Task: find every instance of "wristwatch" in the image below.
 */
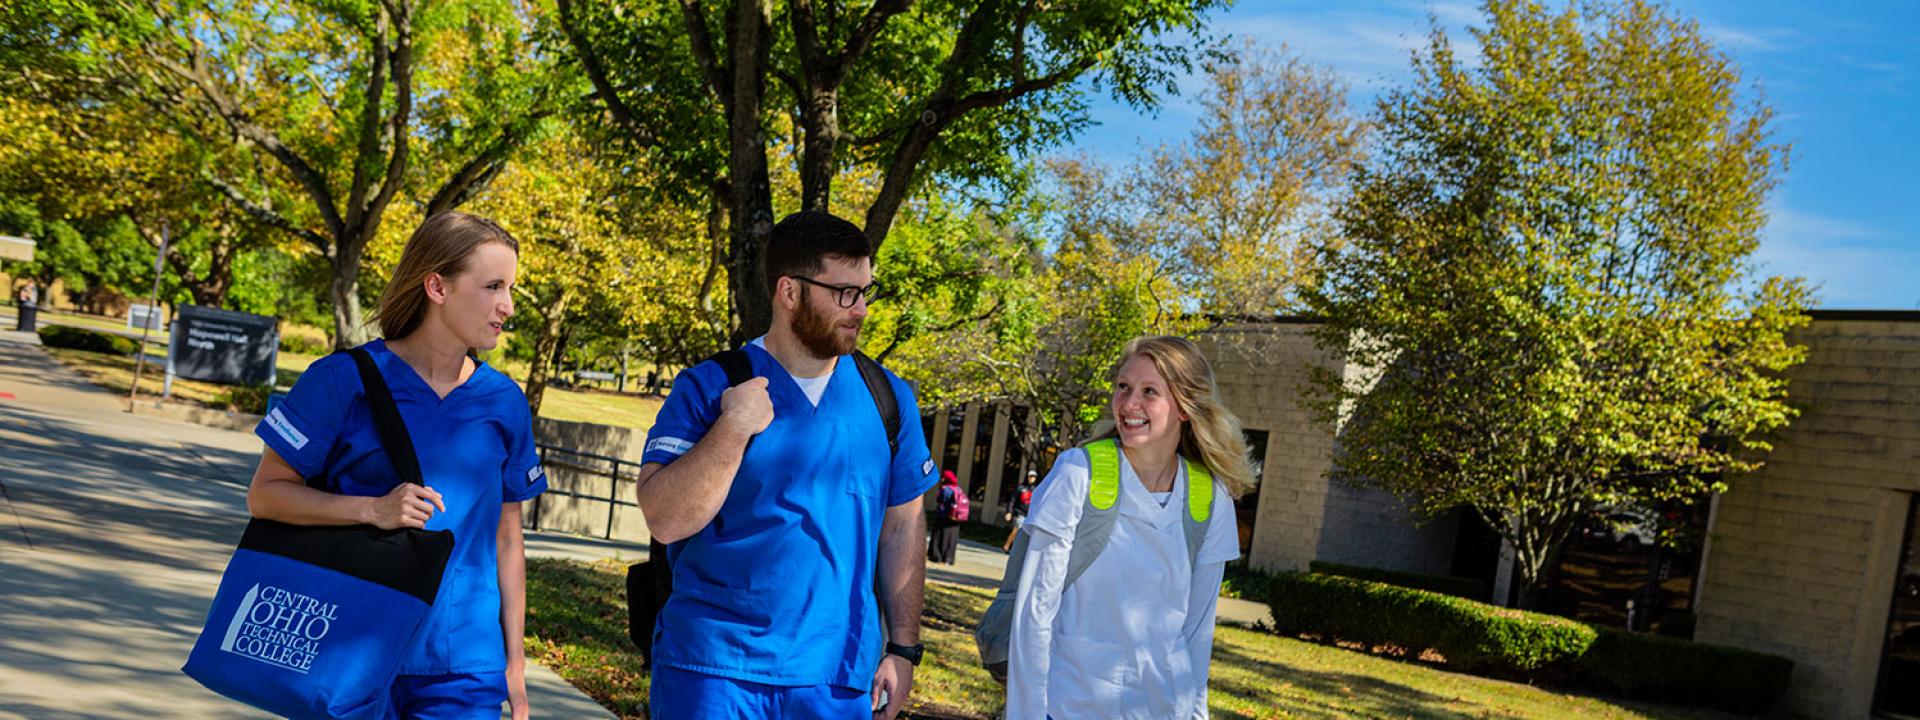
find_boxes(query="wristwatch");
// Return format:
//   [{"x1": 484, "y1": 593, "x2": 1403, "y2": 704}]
[{"x1": 885, "y1": 641, "x2": 925, "y2": 666}]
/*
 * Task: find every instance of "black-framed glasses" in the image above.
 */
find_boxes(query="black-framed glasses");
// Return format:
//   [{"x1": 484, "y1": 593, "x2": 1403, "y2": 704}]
[{"x1": 788, "y1": 275, "x2": 880, "y2": 309}]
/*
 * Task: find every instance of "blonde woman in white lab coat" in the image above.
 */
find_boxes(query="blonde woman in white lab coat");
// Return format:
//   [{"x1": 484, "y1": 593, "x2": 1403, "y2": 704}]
[{"x1": 1007, "y1": 335, "x2": 1254, "y2": 719}]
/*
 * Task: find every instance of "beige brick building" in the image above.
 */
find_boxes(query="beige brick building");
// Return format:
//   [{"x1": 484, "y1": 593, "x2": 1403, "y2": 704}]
[{"x1": 916, "y1": 313, "x2": 1920, "y2": 718}]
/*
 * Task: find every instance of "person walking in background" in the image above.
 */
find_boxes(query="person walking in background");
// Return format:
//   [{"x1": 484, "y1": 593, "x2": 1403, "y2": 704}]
[
  {"x1": 632, "y1": 210, "x2": 938, "y2": 720},
  {"x1": 1001, "y1": 470, "x2": 1036, "y2": 553},
  {"x1": 1006, "y1": 336, "x2": 1253, "y2": 719},
  {"x1": 245, "y1": 212, "x2": 547, "y2": 719},
  {"x1": 928, "y1": 470, "x2": 965, "y2": 565}
]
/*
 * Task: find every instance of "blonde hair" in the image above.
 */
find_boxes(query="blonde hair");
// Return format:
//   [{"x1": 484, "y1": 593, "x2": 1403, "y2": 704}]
[
  {"x1": 370, "y1": 212, "x2": 519, "y2": 340},
  {"x1": 1088, "y1": 335, "x2": 1257, "y2": 498}
]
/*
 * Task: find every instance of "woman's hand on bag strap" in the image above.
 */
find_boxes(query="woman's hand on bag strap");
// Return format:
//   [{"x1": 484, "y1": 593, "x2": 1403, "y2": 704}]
[{"x1": 369, "y1": 482, "x2": 446, "y2": 530}]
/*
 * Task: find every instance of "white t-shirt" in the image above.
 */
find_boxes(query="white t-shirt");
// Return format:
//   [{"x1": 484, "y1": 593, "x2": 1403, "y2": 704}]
[
  {"x1": 748, "y1": 336, "x2": 831, "y2": 407},
  {"x1": 1007, "y1": 446, "x2": 1240, "y2": 719}
]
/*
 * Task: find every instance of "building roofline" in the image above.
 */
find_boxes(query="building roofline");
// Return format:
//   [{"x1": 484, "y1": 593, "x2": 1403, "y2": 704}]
[{"x1": 1806, "y1": 309, "x2": 1920, "y2": 323}]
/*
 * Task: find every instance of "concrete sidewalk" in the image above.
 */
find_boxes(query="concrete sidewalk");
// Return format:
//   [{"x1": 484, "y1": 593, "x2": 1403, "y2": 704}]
[{"x1": 0, "y1": 332, "x2": 610, "y2": 719}]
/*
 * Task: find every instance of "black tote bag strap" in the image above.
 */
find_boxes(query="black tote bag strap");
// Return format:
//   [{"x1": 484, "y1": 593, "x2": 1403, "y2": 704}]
[{"x1": 347, "y1": 346, "x2": 426, "y2": 489}]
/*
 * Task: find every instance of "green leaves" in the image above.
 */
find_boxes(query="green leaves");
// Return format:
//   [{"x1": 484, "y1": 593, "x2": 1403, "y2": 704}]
[{"x1": 1305, "y1": 0, "x2": 1811, "y2": 598}]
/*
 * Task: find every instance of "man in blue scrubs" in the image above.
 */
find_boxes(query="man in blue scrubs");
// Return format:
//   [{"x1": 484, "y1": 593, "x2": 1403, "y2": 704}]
[{"x1": 635, "y1": 211, "x2": 939, "y2": 719}]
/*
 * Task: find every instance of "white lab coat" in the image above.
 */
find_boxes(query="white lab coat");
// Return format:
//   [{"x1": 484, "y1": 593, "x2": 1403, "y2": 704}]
[{"x1": 1007, "y1": 447, "x2": 1240, "y2": 719}]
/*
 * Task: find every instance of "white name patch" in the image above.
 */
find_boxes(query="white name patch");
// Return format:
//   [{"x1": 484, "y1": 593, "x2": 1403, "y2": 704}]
[
  {"x1": 921, "y1": 458, "x2": 936, "y2": 476},
  {"x1": 265, "y1": 408, "x2": 309, "y2": 450},
  {"x1": 646, "y1": 437, "x2": 694, "y2": 457},
  {"x1": 526, "y1": 465, "x2": 545, "y2": 484}
]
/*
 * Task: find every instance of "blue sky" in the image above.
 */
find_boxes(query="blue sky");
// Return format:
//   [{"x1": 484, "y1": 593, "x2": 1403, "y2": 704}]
[{"x1": 1064, "y1": 1, "x2": 1919, "y2": 310}]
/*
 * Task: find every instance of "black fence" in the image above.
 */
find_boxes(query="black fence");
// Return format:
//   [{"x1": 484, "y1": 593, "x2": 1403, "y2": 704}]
[{"x1": 521, "y1": 444, "x2": 646, "y2": 541}]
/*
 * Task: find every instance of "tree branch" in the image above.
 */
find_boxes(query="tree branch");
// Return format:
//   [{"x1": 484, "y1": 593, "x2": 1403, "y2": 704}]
[
  {"x1": 355, "y1": 0, "x2": 414, "y2": 238},
  {"x1": 342, "y1": 8, "x2": 391, "y2": 232},
  {"x1": 146, "y1": 45, "x2": 345, "y2": 241},
  {"x1": 423, "y1": 106, "x2": 555, "y2": 217},
  {"x1": 677, "y1": 0, "x2": 732, "y2": 103},
  {"x1": 204, "y1": 174, "x2": 330, "y2": 252},
  {"x1": 556, "y1": 0, "x2": 656, "y2": 146}
]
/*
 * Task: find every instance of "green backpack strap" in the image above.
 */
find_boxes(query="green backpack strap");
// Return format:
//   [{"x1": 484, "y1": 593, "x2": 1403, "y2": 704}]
[
  {"x1": 1063, "y1": 440, "x2": 1124, "y2": 589},
  {"x1": 1182, "y1": 455, "x2": 1214, "y2": 573}
]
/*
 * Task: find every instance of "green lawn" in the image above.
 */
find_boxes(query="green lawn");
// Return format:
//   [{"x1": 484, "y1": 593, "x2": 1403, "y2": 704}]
[{"x1": 523, "y1": 558, "x2": 1746, "y2": 720}]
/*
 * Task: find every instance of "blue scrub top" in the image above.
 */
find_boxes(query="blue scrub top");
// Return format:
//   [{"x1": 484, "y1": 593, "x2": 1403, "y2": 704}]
[
  {"x1": 256, "y1": 340, "x2": 547, "y2": 675},
  {"x1": 641, "y1": 344, "x2": 938, "y2": 689}
]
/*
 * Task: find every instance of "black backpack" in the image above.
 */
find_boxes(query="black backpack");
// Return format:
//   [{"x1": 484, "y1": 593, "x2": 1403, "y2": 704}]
[{"x1": 625, "y1": 349, "x2": 901, "y2": 663}]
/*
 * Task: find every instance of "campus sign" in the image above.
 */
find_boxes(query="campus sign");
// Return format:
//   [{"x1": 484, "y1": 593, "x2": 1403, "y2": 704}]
[{"x1": 173, "y1": 304, "x2": 278, "y2": 386}]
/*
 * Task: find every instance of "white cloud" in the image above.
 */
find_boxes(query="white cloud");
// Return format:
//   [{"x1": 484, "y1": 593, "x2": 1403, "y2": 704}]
[
  {"x1": 1753, "y1": 206, "x2": 1919, "y2": 309},
  {"x1": 1700, "y1": 23, "x2": 1799, "y2": 53}
]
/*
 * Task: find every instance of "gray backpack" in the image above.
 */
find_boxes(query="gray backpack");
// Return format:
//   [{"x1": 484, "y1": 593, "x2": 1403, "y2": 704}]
[{"x1": 972, "y1": 438, "x2": 1215, "y2": 683}]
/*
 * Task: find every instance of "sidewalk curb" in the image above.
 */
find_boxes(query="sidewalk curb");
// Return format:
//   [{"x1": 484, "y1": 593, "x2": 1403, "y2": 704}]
[{"x1": 131, "y1": 398, "x2": 265, "y2": 433}]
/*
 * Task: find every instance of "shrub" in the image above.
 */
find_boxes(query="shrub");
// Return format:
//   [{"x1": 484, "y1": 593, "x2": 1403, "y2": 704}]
[
  {"x1": 1221, "y1": 560, "x2": 1277, "y2": 600},
  {"x1": 1574, "y1": 626, "x2": 1792, "y2": 715},
  {"x1": 215, "y1": 384, "x2": 274, "y2": 414},
  {"x1": 1266, "y1": 572, "x2": 1795, "y2": 715},
  {"x1": 38, "y1": 325, "x2": 139, "y2": 356},
  {"x1": 1267, "y1": 572, "x2": 1593, "y2": 673},
  {"x1": 1309, "y1": 560, "x2": 1489, "y2": 600},
  {"x1": 278, "y1": 331, "x2": 329, "y2": 356}
]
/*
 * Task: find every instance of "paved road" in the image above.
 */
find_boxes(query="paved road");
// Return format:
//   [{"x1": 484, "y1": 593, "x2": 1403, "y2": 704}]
[{"x1": 0, "y1": 329, "x2": 611, "y2": 719}]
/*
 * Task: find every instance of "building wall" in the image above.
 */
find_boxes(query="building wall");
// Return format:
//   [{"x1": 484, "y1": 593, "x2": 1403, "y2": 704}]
[
  {"x1": 1194, "y1": 322, "x2": 1455, "y2": 576},
  {"x1": 1695, "y1": 316, "x2": 1920, "y2": 718}
]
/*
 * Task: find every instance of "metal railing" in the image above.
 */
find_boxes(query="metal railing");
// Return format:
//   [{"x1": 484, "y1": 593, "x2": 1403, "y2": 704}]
[{"x1": 522, "y1": 444, "x2": 646, "y2": 541}]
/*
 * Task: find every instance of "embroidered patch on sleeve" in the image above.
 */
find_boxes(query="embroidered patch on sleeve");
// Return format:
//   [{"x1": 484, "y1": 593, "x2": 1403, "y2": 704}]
[
  {"x1": 645, "y1": 437, "x2": 694, "y2": 457},
  {"x1": 920, "y1": 458, "x2": 936, "y2": 477},
  {"x1": 526, "y1": 465, "x2": 545, "y2": 484},
  {"x1": 265, "y1": 408, "x2": 309, "y2": 450}
]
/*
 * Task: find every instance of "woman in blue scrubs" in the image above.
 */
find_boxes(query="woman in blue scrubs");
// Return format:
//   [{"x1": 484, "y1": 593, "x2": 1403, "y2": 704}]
[{"x1": 246, "y1": 212, "x2": 548, "y2": 720}]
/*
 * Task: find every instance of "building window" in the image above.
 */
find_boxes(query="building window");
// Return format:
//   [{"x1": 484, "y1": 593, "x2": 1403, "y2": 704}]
[
  {"x1": 941, "y1": 407, "x2": 966, "y2": 482},
  {"x1": 921, "y1": 411, "x2": 936, "y2": 452},
  {"x1": 1238, "y1": 429, "x2": 1269, "y2": 556},
  {"x1": 999, "y1": 406, "x2": 1031, "y2": 511},
  {"x1": 1876, "y1": 493, "x2": 1920, "y2": 715},
  {"x1": 968, "y1": 405, "x2": 996, "y2": 501}
]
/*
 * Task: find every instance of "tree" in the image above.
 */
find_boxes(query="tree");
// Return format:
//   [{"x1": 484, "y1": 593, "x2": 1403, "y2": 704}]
[
  {"x1": 559, "y1": 0, "x2": 1228, "y2": 342},
  {"x1": 1301, "y1": 0, "x2": 1813, "y2": 607},
  {"x1": 1133, "y1": 42, "x2": 1365, "y2": 317},
  {"x1": 464, "y1": 130, "x2": 710, "y2": 415},
  {"x1": 3, "y1": 0, "x2": 561, "y2": 346}
]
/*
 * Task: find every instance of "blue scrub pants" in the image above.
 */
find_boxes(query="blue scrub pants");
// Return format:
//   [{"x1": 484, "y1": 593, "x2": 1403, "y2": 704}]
[
  {"x1": 649, "y1": 665, "x2": 868, "y2": 719},
  {"x1": 384, "y1": 672, "x2": 508, "y2": 720}
]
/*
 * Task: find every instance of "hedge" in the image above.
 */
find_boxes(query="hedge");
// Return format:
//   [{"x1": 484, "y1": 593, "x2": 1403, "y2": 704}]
[
  {"x1": 1267, "y1": 572, "x2": 1794, "y2": 715},
  {"x1": 38, "y1": 325, "x2": 139, "y2": 356},
  {"x1": 1308, "y1": 560, "x2": 1490, "y2": 600},
  {"x1": 215, "y1": 384, "x2": 273, "y2": 414},
  {"x1": 1573, "y1": 626, "x2": 1793, "y2": 715},
  {"x1": 1267, "y1": 571, "x2": 1593, "y2": 673}
]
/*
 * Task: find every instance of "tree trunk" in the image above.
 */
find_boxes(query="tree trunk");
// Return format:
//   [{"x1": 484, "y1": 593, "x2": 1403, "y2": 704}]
[
  {"x1": 329, "y1": 239, "x2": 368, "y2": 348},
  {"x1": 697, "y1": 185, "x2": 728, "y2": 321},
  {"x1": 797, "y1": 86, "x2": 838, "y2": 212},
  {"x1": 523, "y1": 290, "x2": 572, "y2": 417},
  {"x1": 725, "y1": 0, "x2": 776, "y2": 345}
]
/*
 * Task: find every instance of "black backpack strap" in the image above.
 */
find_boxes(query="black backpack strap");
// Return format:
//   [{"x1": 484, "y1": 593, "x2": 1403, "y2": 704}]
[
  {"x1": 707, "y1": 348, "x2": 753, "y2": 388},
  {"x1": 347, "y1": 347, "x2": 425, "y2": 489},
  {"x1": 852, "y1": 351, "x2": 899, "y2": 458}
]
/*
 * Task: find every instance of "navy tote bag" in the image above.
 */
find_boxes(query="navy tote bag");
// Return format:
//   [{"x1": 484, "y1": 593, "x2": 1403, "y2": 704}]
[{"x1": 184, "y1": 347, "x2": 453, "y2": 719}]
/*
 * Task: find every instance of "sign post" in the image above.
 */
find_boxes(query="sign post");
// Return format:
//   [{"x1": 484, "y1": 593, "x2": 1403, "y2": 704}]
[{"x1": 128, "y1": 225, "x2": 168, "y2": 412}]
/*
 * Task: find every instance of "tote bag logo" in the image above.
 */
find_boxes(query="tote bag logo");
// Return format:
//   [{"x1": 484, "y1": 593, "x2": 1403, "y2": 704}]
[{"x1": 218, "y1": 583, "x2": 339, "y2": 673}]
